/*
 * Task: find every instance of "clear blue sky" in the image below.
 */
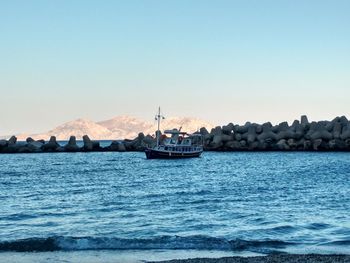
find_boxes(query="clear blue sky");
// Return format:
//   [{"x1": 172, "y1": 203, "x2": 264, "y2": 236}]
[{"x1": 1, "y1": 0, "x2": 349, "y2": 134}]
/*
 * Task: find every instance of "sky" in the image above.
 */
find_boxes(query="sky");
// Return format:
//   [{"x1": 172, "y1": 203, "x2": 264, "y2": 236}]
[{"x1": 0, "y1": 0, "x2": 349, "y2": 135}]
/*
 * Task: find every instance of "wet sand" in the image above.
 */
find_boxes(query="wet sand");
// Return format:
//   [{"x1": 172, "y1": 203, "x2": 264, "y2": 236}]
[{"x1": 151, "y1": 254, "x2": 350, "y2": 263}]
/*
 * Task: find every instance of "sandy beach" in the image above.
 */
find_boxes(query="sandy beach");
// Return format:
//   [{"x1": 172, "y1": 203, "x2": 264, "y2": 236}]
[{"x1": 152, "y1": 254, "x2": 350, "y2": 263}]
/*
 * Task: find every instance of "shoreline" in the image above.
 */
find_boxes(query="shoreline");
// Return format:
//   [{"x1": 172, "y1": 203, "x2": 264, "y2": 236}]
[
  {"x1": 1, "y1": 115, "x2": 350, "y2": 154},
  {"x1": 2, "y1": 252, "x2": 349, "y2": 263},
  {"x1": 151, "y1": 254, "x2": 350, "y2": 263}
]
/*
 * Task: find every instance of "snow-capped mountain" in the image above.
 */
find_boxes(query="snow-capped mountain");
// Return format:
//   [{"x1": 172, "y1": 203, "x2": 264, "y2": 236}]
[
  {"x1": 16, "y1": 116, "x2": 214, "y2": 141},
  {"x1": 97, "y1": 116, "x2": 154, "y2": 139}
]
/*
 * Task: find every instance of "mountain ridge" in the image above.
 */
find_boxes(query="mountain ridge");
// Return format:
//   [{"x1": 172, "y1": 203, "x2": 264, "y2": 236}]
[{"x1": 15, "y1": 115, "x2": 214, "y2": 141}]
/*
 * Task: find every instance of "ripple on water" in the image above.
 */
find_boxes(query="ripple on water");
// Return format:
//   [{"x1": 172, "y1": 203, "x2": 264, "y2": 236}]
[{"x1": 0, "y1": 152, "x2": 349, "y2": 254}]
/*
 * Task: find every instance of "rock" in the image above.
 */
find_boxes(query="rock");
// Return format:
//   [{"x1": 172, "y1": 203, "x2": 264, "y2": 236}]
[
  {"x1": 293, "y1": 123, "x2": 304, "y2": 139},
  {"x1": 124, "y1": 139, "x2": 137, "y2": 151},
  {"x1": 17, "y1": 146, "x2": 33, "y2": 153},
  {"x1": 296, "y1": 139, "x2": 305, "y2": 150},
  {"x1": 224, "y1": 140, "x2": 241, "y2": 150},
  {"x1": 239, "y1": 140, "x2": 247, "y2": 148},
  {"x1": 222, "y1": 124, "x2": 233, "y2": 135},
  {"x1": 264, "y1": 137, "x2": 274, "y2": 145},
  {"x1": 121, "y1": 139, "x2": 131, "y2": 150},
  {"x1": 248, "y1": 141, "x2": 259, "y2": 150},
  {"x1": 257, "y1": 140, "x2": 268, "y2": 150},
  {"x1": 6, "y1": 141, "x2": 27, "y2": 153},
  {"x1": 258, "y1": 123, "x2": 277, "y2": 142},
  {"x1": 210, "y1": 126, "x2": 222, "y2": 136},
  {"x1": 0, "y1": 139, "x2": 8, "y2": 149},
  {"x1": 333, "y1": 122, "x2": 342, "y2": 139},
  {"x1": 291, "y1": 120, "x2": 300, "y2": 128},
  {"x1": 234, "y1": 133, "x2": 242, "y2": 141},
  {"x1": 64, "y1": 136, "x2": 80, "y2": 152},
  {"x1": 331, "y1": 116, "x2": 340, "y2": 123},
  {"x1": 271, "y1": 125, "x2": 280, "y2": 133},
  {"x1": 117, "y1": 142, "x2": 126, "y2": 151},
  {"x1": 26, "y1": 137, "x2": 35, "y2": 143},
  {"x1": 305, "y1": 121, "x2": 332, "y2": 141},
  {"x1": 135, "y1": 133, "x2": 149, "y2": 151},
  {"x1": 321, "y1": 130, "x2": 333, "y2": 140},
  {"x1": 340, "y1": 125, "x2": 350, "y2": 140},
  {"x1": 262, "y1": 122, "x2": 273, "y2": 132},
  {"x1": 247, "y1": 126, "x2": 256, "y2": 144},
  {"x1": 313, "y1": 139, "x2": 323, "y2": 150},
  {"x1": 328, "y1": 139, "x2": 346, "y2": 150},
  {"x1": 303, "y1": 140, "x2": 312, "y2": 150},
  {"x1": 222, "y1": 134, "x2": 233, "y2": 142},
  {"x1": 345, "y1": 139, "x2": 350, "y2": 149},
  {"x1": 109, "y1": 141, "x2": 126, "y2": 152},
  {"x1": 137, "y1": 132, "x2": 145, "y2": 140},
  {"x1": 276, "y1": 130, "x2": 296, "y2": 141},
  {"x1": 56, "y1": 146, "x2": 66, "y2": 152},
  {"x1": 255, "y1": 124, "x2": 262, "y2": 134},
  {"x1": 278, "y1": 122, "x2": 289, "y2": 132},
  {"x1": 329, "y1": 139, "x2": 337, "y2": 150},
  {"x1": 309, "y1": 130, "x2": 333, "y2": 141},
  {"x1": 309, "y1": 121, "x2": 318, "y2": 131},
  {"x1": 92, "y1": 141, "x2": 101, "y2": 150},
  {"x1": 123, "y1": 133, "x2": 148, "y2": 151},
  {"x1": 287, "y1": 139, "x2": 297, "y2": 149},
  {"x1": 234, "y1": 122, "x2": 250, "y2": 134},
  {"x1": 276, "y1": 139, "x2": 289, "y2": 150},
  {"x1": 82, "y1": 135, "x2": 93, "y2": 151},
  {"x1": 42, "y1": 136, "x2": 60, "y2": 152},
  {"x1": 27, "y1": 141, "x2": 44, "y2": 152},
  {"x1": 301, "y1": 115, "x2": 309, "y2": 126},
  {"x1": 339, "y1": 116, "x2": 348, "y2": 127},
  {"x1": 334, "y1": 139, "x2": 346, "y2": 150},
  {"x1": 142, "y1": 135, "x2": 156, "y2": 147},
  {"x1": 325, "y1": 121, "x2": 334, "y2": 132},
  {"x1": 8, "y1": 136, "x2": 17, "y2": 145},
  {"x1": 227, "y1": 123, "x2": 235, "y2": 132},
  {"x1": 241, "y1": 132, "x2": 248, "y2": 140},
  {"x1": 199, "y1": 127, "x2": 209, "y2": 136},
  {"x1": 210, "y1": 135, "x2": 224, "y2": 149}
]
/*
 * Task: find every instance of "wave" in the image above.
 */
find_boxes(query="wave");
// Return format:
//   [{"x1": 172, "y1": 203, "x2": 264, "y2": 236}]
[
  {"x1": 0, "y1": 235, "x2": 293, "y2": 252},
  {"x1": 321, "y1": 240, "x2": 350, "y2": 246}
]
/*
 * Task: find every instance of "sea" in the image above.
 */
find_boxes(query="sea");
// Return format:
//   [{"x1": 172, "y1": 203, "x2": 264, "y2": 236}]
[{"x1": 0, "y1": 151, "x2": 349, "y2": 262}]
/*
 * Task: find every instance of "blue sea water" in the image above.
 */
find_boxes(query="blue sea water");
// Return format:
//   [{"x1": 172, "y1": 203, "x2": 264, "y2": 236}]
[{"x1": 0, "y1": 152, "x2": 349, "y2": 262}]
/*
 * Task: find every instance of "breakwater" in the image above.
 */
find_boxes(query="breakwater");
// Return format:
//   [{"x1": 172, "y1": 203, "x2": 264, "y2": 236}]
[{"x1": 1, "y1": 115, "x2": 350, "y2": 153}]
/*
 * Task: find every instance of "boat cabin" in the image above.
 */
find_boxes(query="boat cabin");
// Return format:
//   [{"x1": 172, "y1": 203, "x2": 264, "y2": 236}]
[{"x1": 155, "y1": 129, "x2": 203, "y2": 153}]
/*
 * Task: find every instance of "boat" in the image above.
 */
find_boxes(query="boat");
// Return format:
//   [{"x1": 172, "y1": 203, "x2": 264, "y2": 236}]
[{"x1": 145, "y1": 107, "x2": 203, "y2": 159}]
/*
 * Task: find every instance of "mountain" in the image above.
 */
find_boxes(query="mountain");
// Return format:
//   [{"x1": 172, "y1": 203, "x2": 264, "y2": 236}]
[
  {"x1": 17, "y1": 119, "x2": 113, "y2": 141},
  {"x1": 15, "y1": 116, "x2": 214, "y2": 141},
  {"x1": 159, "y1": 117, "x2": 213, "y2": 134},
  {"x1": 97, "y1": 116, "x2": 154, "y2": 140}
]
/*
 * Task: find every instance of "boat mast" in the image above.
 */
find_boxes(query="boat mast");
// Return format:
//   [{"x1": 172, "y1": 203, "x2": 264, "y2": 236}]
[{"x1": 155, "y1": 106, "x2": 164, "y2": 147}]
